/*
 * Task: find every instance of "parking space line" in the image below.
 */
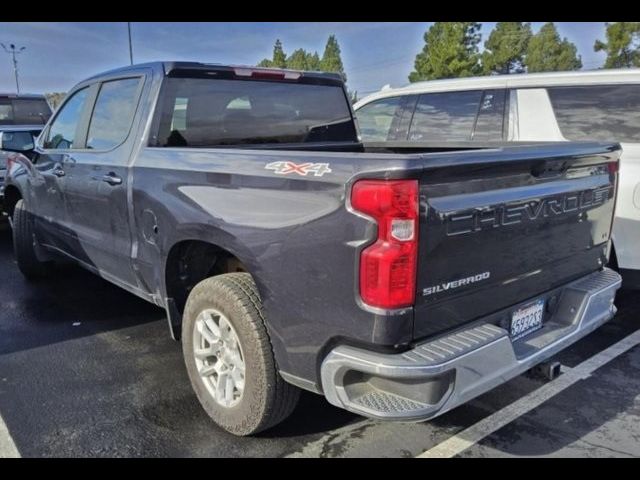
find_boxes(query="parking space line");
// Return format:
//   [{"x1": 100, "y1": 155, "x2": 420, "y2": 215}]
[
  {"x1": 417, "y1": 329, "x2": 640, "y2": 458},
  {"x1": 0, "y1": 413, "x2": 20, "y2": 458}
]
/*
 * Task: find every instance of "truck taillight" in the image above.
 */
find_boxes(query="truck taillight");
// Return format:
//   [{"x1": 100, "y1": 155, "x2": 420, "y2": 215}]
[{"x1": 351, "y1": 179, "x2": 419, "y2": 310}]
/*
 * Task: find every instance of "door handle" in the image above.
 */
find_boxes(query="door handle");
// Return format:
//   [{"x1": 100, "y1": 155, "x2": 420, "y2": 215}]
[
  {"x1": 52, "y1": 165, "x2": 65, "y2": 177},
  {"x1": 101, "y1": 172, "x2": 123, "y2": 186}
]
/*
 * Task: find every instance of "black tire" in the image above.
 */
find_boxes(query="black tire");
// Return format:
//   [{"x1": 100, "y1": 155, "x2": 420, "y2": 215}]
[
  {"x1": 182, "y1": 273, "x2": 300, "y2": 436},
  {"x1": 12, "y1": 199, "x2": 52, "y2": 280}
]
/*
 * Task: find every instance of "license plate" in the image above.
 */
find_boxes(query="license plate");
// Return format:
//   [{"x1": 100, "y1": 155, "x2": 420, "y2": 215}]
[{"x1": 510, "y1": 299, "x2": 544, "y2": 340}]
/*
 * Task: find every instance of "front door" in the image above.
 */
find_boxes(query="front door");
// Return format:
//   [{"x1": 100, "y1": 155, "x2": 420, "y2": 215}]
[{"x1": 32, "y1": 86, "x2": 93, "y2": 252}]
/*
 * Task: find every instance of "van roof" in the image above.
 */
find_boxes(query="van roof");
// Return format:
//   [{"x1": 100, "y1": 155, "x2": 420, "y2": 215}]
[{"x1": 354, "y1": 68, "x2": 640, "y2": 109}]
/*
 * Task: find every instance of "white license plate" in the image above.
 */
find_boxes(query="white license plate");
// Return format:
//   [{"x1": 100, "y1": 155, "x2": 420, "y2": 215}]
[{"x1": 510, "y1": 299, "x2": 544, "y2": 340}]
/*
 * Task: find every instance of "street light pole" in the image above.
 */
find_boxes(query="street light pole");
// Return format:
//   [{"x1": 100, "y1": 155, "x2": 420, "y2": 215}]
[
  {"x1": 127, "y1": 22, "x2": 134, "y2": 65},
  {"x1": 1, "y1": 43, "x2": 26, "y2": 94}
]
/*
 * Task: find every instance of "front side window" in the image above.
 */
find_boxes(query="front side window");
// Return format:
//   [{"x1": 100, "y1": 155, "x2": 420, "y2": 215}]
[
  {"x1": 356, "y1": 97, "x2": 404, "y2": 142},
  {"x1": 44, "y1": 87, "x2": 90, "y2": 149},
  {"x1": 548, "y1": 85, "x2": 640, "y2": 143},
  {"x1": 153, "y1": 77, "x2": 356, "y2": 147},
  {"x1": 87, "y1": 78, "x2": 141, "y2": 150},
  {"x1": 409, "y1": 90, "x2": 483, "y2": 142}
]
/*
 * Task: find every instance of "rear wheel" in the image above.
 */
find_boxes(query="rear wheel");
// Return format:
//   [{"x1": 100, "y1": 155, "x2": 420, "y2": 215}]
[
  {"x1": 12, "y1": 199, "x2": 52, "y2": 280},
  {"x1": 182, "y1": 273, "x2": 300, "y2": 436}
]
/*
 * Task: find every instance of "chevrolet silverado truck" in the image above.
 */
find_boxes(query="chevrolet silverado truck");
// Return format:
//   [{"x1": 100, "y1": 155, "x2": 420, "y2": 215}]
[{"x1": 2, "y1": 62, "x2": 623, "y2": 436}]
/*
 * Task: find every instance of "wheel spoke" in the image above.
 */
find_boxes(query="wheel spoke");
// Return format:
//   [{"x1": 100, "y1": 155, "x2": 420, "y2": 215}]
[
  {"x1": 216, "y1": 371, "x2": 229, "y2": 403},
  {"x1": 204, "y1": 315, "x2": 221, "y2": 339},
  {"x1": 198, "y1": 321, "x2": 218, "y2": 346},
  {"x1": 198, "y1": 361, "x2": 219, "y2": 378},
  {"x1": 194, "y1": 344, "x2": 221, "y2": 360},
  {"x1": 231, "y1": 368, "x2": 245, "y2": 391},
  {"x1": 218, "y1": 316, "x2": 232, "y2": 342},
  {"x1": 225, "y1": 375, "x2": 235, "y2": 404},
  {"x1": 193, "y1": 308, "x2": 245, "y2": 408}
]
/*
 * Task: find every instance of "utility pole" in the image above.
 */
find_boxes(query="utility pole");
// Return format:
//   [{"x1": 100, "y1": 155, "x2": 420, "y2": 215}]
[
  {"x1": 1, "y1": 43, "x2": 26, "y2": 94},
  {"x1": 127, "y1": 22, "x2": 134, "y2": 65}
]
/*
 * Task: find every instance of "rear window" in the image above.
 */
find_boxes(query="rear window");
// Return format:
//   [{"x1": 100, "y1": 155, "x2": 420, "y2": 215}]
[
  {"x1": 152, "y1": 77, "x2": 357, "y2": 147},
  {"x1": 548, "y1": 85, "x2": 640, "y2": 143},
  {"x1": 0, "y1": 98, "x2": 52, "y2": 125}
]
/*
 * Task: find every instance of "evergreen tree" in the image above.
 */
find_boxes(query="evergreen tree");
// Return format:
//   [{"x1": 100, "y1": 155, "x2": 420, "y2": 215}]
[
  {"x1": 286, "y1": 48, "x2": 309, "y2": 70},
  {"x1": 527, "y1": 23, "x2": 582, "y2": 72},
  {"x1": 594, "y1": 22, "x2": 640, "y2": 68},
  {"x1": 257, "y1": 39, "x2": 287, "y2": 68},
  {"x1": 482, "y1": 22, "x2": 532, "y2": 74},
  {"x1": 306, "y1": 52, "x2": 321, "y2": 71},
  {"x1": 272, "y1": 39, "x2": 287, "y2": 68},
  {"x1": 320, "y1": 35, "x2": 347, "y2": 81},
  {"x1": 409, "y1": 22, "x2": 482, "y2": 81}
]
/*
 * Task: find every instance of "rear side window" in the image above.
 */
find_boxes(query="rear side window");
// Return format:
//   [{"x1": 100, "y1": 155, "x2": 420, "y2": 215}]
[
  {"x1": 87, "y1": 77, "x2": 141, "y2": 150},
  {"x1": 0, "y1": 98, "x2": 51, "y2": 125},
  {"x1": 152, "y1": 77, "x2": 356, "y2": 147},
  {"x1": 472, "y1": 89, "x2": 506, "y2": 141},
  {"x1": 409, "y1": 90, "x2": 483, "y2": 142},
  {"x1": 356, "y1": 97, "x2": 404, "y2": 142},
  {"x1": 44, "y1": 87, "x2": 90, "y2": 149},
  {"x1": 548, "y1": 85, "x2": 640, "y2": 143}
]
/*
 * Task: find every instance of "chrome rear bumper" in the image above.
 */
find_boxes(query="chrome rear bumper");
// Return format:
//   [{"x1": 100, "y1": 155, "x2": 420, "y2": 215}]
[{"x1": 321, "y1": 268, "x2": 622, "y2": 421}]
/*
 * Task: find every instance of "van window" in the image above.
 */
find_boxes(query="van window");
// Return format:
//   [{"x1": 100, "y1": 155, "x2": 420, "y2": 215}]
[
  {"x1": 409, "y1": 90, "x2": 483, "y2": 142},
  {"x1": 356, "y1": 97, "x2": 404, "y2": 142},
  {"x1": 548, "y1": 85, "x2": 640, "y2": 143},
  {"x1": 473, "y1": 89, "x2": 506, "y2": 141}
]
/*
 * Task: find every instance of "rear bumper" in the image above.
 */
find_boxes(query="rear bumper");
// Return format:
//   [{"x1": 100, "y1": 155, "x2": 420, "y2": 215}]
[{"x1": 321, "y1": 268, "x2": 622, "y2": 421}]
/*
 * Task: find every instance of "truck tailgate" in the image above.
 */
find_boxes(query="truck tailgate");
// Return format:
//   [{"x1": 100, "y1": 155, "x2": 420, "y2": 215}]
[{"x1": 413, "y1": 143, "x2": 620, "y2": 340}]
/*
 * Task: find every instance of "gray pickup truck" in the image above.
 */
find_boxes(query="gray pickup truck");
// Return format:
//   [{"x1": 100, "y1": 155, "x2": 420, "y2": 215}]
[{"x1": 2, "y1": 62, "x2": 622, "y2": 436}]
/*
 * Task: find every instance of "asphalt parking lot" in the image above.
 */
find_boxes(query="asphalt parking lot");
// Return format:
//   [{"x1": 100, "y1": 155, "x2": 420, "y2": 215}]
[{"x1": 0, "y1": 222, "x2": 639, "y2": 458}]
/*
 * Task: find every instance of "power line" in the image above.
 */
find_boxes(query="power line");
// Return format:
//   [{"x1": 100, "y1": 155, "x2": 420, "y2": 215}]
[{"x1": 1, "y1": 43, "x2": 26, "y2": 94}]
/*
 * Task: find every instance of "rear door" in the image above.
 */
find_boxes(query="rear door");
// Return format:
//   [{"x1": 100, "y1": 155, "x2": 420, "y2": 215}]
[{"x1": 62, "y1": 75, "x2": 145, "y2": 288}]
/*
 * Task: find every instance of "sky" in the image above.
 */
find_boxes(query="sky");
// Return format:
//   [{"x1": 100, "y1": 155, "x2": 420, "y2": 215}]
[{"x1": 0, "y1": 22, "x2": 608, "y2": 98}]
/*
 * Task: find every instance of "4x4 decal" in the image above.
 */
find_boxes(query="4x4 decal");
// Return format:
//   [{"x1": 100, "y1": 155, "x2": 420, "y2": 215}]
[{"x1": 265, "y1": 161, "x2": 332, "y2": 177}]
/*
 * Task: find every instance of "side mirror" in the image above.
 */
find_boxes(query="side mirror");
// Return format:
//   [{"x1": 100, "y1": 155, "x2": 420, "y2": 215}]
[{"x1": 0, "y1": 131, "x2": 35, "y2": 153}]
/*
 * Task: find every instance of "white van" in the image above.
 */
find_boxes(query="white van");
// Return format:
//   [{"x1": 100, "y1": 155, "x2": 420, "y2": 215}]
[{"x1": 354, "y1": 69, "x2": 640, "y2": 288}]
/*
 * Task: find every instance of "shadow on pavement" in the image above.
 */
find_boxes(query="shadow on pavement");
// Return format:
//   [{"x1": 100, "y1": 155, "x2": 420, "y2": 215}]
[{"x1": 0, "y1": 224, "x2": 165, "y2": 355}]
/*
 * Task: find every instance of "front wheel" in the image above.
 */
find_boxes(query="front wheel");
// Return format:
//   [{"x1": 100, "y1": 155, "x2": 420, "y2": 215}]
[
  {"x1": 12, "y1": 199, "x2": 52, "y2": 281},
  {"x1": 182, "y1": 273, "x2": 300, "y2": 436}
]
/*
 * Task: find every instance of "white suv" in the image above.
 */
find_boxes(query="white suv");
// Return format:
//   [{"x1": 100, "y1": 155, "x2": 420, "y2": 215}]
[{"x1": 354, "y1": 69, "x2": 640, "y2": 288}]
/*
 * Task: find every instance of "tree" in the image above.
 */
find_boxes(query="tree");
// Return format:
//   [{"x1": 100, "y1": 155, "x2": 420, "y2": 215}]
[
  {"x1": 257, "y1": 39, "x2": 287, "y2": 68},
  {"x1": 409, "y1": 22, "x2": 482, "y2": 82},
  {"x1": 594, "y1": 22, "x2": 640, "y2": 68},
  {"x1": 287, "y1": 48, "x2": 310, "y2": 70},
  {"x1": 481, "y1": 22, "x2": 532, "y2": 74},
  {"x1": 44, "y1": 92, "x2": 66, "y2": 110},
  {"x1": 306, "y1": 52, "x2": 321, "y2": 71},
  {"x1": 527, "y1": 23, "x2": 582, "y2": 72},
  {"x1": 319, "y1": 35, "x2": 346, "y2": 81}
]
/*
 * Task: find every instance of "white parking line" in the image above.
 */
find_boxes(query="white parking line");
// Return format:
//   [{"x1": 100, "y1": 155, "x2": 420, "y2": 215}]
[
  {"x1": 417, "y1": 329, "x2": 640, "y2": 458},
  {"x1": 0, "y1": 413, "x2": 20, "y2": 458}
]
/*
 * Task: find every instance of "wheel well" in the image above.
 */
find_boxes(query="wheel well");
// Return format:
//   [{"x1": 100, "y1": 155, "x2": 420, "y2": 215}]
[
  {"x1": 165, "y1": 240, "x2": 248, "y2": 317},
  {"x1": 3, "y1": 185, "x2": 22, "y2": 218}
]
